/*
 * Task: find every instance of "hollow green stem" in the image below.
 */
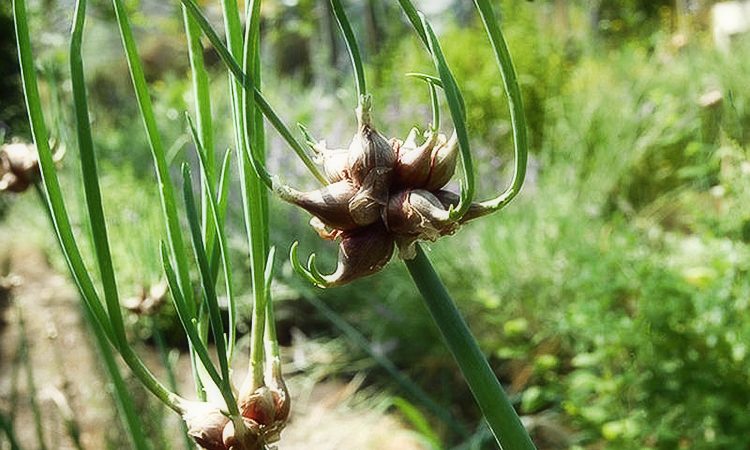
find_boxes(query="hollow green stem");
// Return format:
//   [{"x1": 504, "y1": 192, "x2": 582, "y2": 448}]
[
  {"x1": 240, "y1": 0, "x2": 269, "y2": 390},
  {"x1": 182, "y1": 17, "x2": 218, "y2": 397},
  {"x1": 329, "y1": 0, "x2": 367, "y2": 99},
  {"x1": 262, "y1": 247, "x2": 281, "y2": 380},
  {"x1": 396, "y1": 0, "x2": 427, "y2": 46},
  {"x1": 404, "y1": 246, "x2": 536, "y2": 450},
  {"x1": 182, "y1": 5, "x2": 215, "y2": 245},
  {"x1": 187, "y1": 115, "x2": 238, "y2": 360},
  {"x1": 71, "y1": 0, "x2": 127, "y2": 351},
  {"x1": 15, "y1": 0, "x2": 114, "y2": 344},
  {"x1": 419, "y1": 15, "x2": 475, "y2": 221},
  {"x1": 160, "y1": 244, "x2": 240, "y2": 416}
]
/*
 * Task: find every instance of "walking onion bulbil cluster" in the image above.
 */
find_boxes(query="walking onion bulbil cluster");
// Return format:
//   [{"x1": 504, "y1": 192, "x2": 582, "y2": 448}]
[{"x1": 276, "y1": 95, "x2": 494, "y2": 287}]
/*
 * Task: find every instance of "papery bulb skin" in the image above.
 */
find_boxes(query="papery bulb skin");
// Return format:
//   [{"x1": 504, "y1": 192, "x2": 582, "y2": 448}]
[
  {"x1": 0, "y1": 172, "x2": 28, "y2": 193},
  {"x1": 347, "y1": 125, "x2": 396, "y2": 188},
  {"x1": 276, "y1": 180, "x2": 359, "y2": 231},
  {"x1": 1, "y1": 143, "x2": 38, "y2": 175},
  {"x1": 393, "y1": 131, "x2": 437, "y2": 188},
  {"x1": 348, "y1": 98, "x2": 396, "y2": 188},
  {"x1": 222, "y1": 418, "x2": 262, "y2": 450},
  {"x1": 384, "y1": 189, "x2": 453, "y2": 239},
  {"x1": 271, "y1": 381, "x2": 291, "y2": 423},
  {"x1": 424, "y1": 133, "x2": 459, "y2": 191},
  {"x1": 239, "y1": 386, "x2": 276, "y2": 427},
  {"x1": 323, "y1": 223, "x2": 395, "y2": 286},
  {"x1": 348, "y1": 167, "x2": 392, "y2": 226},
  {"x1": 182, "y1": 402, "x2": 230, "y2": 450},
  {"x1": 313, "y1": 144, "x2": 349, "y2": 183}
]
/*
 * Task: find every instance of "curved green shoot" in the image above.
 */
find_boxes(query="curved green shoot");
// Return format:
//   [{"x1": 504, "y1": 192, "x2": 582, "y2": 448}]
[
  {"x1": 397, "y1": 4, "x2": 477, "y2": 220},
  {"x1": 330, "y1": 0, "x2": 368, "y2": 100},
  {"x1": 405, "y1": 72, "x2": 466, "y2": 120},
  {"x1": 405, "y1": 73, "x2": 441, "y2": 131},
  {"x1": 297, "y1": 123, "x2": 320, "y2": 152},
  {"x1": 419, "y1": 14, "x2": 476, "y2": 221},
  {"x1": 474, "y1": 0, "x2": 528, "y2": 212},
  {"x1": 405, "y1": 246, "x2": 536, "y2": 450},
  {"x1": 289, "y1": 242, "x2": 330, "y2": 288}
]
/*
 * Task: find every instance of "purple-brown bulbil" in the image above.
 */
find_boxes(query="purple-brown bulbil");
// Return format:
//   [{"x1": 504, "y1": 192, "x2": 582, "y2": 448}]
[{"x1": 277, "y1": 101, "x2": 486, "y2": 286}]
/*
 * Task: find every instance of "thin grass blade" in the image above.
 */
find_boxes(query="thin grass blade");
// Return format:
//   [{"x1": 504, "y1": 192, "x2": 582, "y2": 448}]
[
  {"x1": 181, "y1": 165, "x2": 231, "y2": 385},
  {"x1": 187, "y1": 115, "x2": 238, "y2": 360}
]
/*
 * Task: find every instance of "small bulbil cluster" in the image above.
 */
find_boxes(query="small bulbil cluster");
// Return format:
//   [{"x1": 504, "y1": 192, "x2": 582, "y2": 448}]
[
  {"x1": 278, "y1": 98, "x2": 489, "y2": 286},
  {"x1": 183, "y1": 380, "x2": 290, "y2": 450}
]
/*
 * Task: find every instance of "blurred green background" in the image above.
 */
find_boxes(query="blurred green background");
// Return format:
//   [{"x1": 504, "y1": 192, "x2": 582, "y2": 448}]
[{"x1": 1, "y1": 0, "x2": 750, "y2": 449}]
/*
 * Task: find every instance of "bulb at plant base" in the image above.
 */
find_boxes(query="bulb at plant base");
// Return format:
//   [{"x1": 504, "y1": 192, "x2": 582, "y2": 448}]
[{"x1": 182, "y1": 401, "x2": 231, "y2": 450}]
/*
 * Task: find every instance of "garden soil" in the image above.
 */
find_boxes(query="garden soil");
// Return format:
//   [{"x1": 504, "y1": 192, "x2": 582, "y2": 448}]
[{"x1": 0, "y1": 246, "x2": 425, "y2": 450}]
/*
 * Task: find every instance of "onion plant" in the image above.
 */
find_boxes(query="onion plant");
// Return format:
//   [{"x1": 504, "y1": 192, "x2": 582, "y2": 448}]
[
  {"x1": 181, "y1": 0, "x2": 535, "y2": 448},
  {"x1": 14, "y1": 0, "x2": 286, "y2": 448},
  {"x1": 13, "y1": 0, "x2": 535, "y2": 448}
]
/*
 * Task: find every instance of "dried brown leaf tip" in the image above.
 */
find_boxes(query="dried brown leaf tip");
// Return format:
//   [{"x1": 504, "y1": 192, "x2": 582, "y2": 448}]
[{"x1": 279, "y1": 98, "x2": 491, "y2": 287}]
